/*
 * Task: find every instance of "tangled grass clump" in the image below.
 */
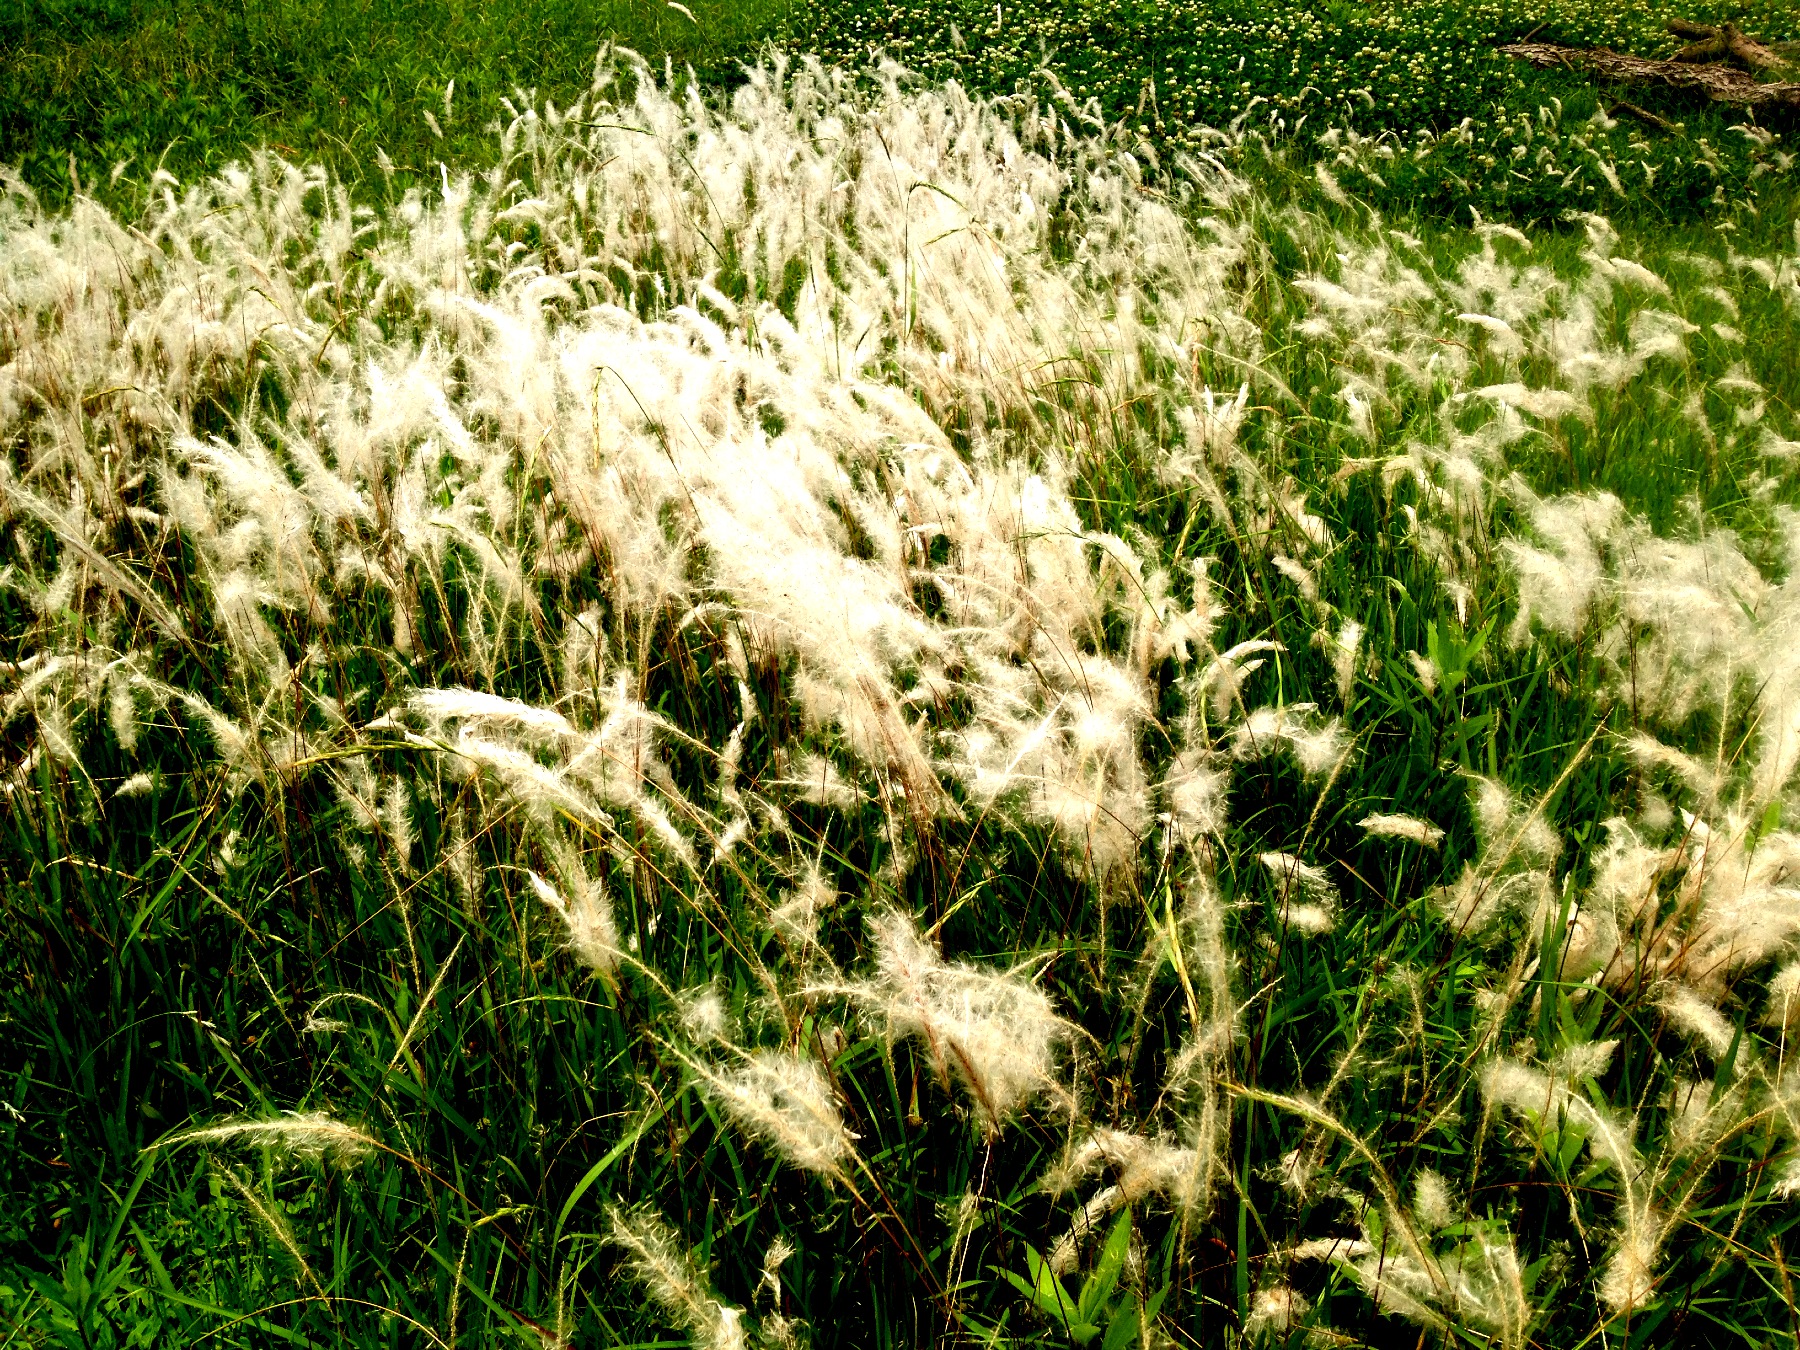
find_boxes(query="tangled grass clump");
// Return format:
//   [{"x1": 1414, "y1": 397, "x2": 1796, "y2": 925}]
[{"x1": 5, "y1": 47, "x2": 1800, "y2": 1348}]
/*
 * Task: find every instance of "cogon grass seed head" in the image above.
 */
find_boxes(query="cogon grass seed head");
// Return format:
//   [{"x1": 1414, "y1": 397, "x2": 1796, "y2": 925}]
[
  {"x1": 153, "y1": 1112, "x2": 378, "y2": 1168},
  {"x1": 606, "y1": 1205, "x2": 748, "y2": 1350},
  {"x1": 853, "y1": 911, "x2": 1071, "y2": 1136},
  {"x1": 694, "y1": 1049, "x2": 854, "y2": 1179}
]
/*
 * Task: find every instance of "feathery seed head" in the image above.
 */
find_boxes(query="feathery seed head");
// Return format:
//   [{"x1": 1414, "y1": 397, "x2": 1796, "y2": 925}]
[
  {"x1": 858, "y1": 911, "x2": 1068, "y2": 1134},
  {"x1": 1360, "y1": 813, "x2": 1445, "y2": 849},
  {"x1": 1246, "y1": 1286, "x2": 1311, "y2": 1338},
  {"x1": 157, "y1": 1111, "x2": 377, "y2": 1167},
  {"x1": 1413, "y1": 1169, "x2": 1454, "y2": 1230},
  {"x1": 1260, "y1": 852, "x2": 1340, "y2": 934},
  {"x1": 606, "y1": 1205, "x2": 748, "y2": 1350},
  {"x1": 679, "y1": 985, "x2": 735, "y2": 1046},
  {"x1": 529, "y1": 861, "x2": 622, "y2": 978},
  {"x1": 697, "y1": 1050, "x2": 852, "y2": 1177}
]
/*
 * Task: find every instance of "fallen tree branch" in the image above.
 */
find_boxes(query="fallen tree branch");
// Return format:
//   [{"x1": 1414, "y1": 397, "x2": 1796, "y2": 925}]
[
  {"x1": 1666, "y1": 18, "x2": 1797, "y2": 76},
  {"x1": 1500, "y1": 40, "x2": 1800, "y2": 110},
  {"x1": 1610, "y1": 99, "x2": 1682, "y2": 134}
]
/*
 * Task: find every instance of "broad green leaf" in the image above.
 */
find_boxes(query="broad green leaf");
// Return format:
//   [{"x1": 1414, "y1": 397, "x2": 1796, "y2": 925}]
[
  {"x1": 1078, "y1": 1208, "x2": 1132, "y2": 1324},
  {"x1": 1101, "y1": 1303, "x2": 1141, "y2": 1350},
  {"x1": 1020, "y1": 1247, "x2": 1082, "y2": 1322},
  {"x1": 1762, "y1": 798, "x2": 1784, "y2": 842}
]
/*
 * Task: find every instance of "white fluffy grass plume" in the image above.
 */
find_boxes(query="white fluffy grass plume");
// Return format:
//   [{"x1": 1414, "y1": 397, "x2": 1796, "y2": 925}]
[
  {"x1": 153, "y1": 1111, "x2": 377, "y2": 1167},
  {"x1": 696, "y1": 1049, "x2": 854, "y2": 1178},
  {"x1": 606, "y1": 1205, "x2": 747, "y2": 1350},
  {"x1": 852, "y1": 911, "x2": 1071, "y2": 1135}
]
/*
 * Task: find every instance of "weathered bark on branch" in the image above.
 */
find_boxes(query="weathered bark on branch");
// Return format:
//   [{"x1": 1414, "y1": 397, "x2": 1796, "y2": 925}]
[
  {"x1": 1500, "y1": 39, "x2": 1800, "y2": 111},
  {"x1": 1609, "y1": 99, "x2": 1682, "y2": 134},
  {"x1": 1665, "y1": 19, "x2": 1797, "y2": 76}
]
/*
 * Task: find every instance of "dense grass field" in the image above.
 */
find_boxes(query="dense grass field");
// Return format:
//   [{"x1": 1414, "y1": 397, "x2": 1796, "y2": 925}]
[
  {"x1": 8, "y1": 0, "x2": 1800, "y2": 220},
  {"x1": 5, "y1": 0, "x2": 1800, "y2": 1347}
]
